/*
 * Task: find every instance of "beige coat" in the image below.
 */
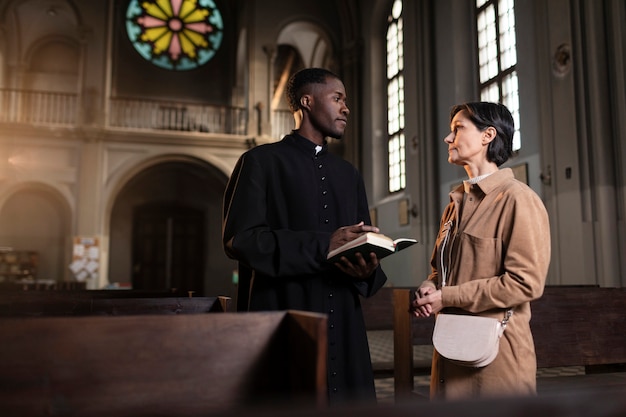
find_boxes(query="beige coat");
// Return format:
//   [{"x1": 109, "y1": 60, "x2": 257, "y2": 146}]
[{"x1": 421, "y1": 168, "x2": 551, "y2": 400}]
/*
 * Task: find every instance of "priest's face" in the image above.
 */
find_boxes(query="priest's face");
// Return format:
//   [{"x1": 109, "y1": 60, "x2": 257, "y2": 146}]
[{"x1": 307, "y1": 76, "x2": 350, "y2": 139}]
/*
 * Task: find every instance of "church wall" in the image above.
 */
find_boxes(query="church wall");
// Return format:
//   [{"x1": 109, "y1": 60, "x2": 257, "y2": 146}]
[{"x1": 0, "y1": 0, "x2": 623, "y2": 290}]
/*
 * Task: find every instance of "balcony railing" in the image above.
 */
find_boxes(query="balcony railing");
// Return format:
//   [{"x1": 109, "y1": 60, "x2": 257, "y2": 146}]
[
  {"x1": 108, "y1": 97, "x2": 248, "y2": 135},
  {"x1": 0, "y1": 88, "x2": 77, "y2": 126},
  {"x1": 0, "y1": 88, "x2": 294, "y2": 141}
]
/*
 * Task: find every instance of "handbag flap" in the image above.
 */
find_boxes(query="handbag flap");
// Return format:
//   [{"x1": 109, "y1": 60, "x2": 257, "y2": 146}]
[{"x1": 432, "y1": 313, "x2": 503, "y2": 363}]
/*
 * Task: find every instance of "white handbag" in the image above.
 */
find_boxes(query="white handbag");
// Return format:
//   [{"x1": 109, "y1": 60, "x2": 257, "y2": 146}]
[{"x1": 432, "y1": 310, "x2": 512, "y2": 368}]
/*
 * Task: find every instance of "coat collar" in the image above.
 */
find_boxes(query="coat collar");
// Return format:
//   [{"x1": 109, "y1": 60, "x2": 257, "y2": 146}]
[
  {"x1": 472, "y1": 168, "x2": 514, "y2": 194},
  {"x1": 450, "y1": 168, "x2": 515, "y2": 202}
]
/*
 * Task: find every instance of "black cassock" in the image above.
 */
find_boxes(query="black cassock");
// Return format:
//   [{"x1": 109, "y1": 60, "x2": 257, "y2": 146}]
[{"x1": 222, "y1": 133, "x2": 387, "y2": 405}]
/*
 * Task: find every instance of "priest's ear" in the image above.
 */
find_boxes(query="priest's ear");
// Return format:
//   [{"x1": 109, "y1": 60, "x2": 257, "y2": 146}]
[{"x1": 300, "y1": 95, "x2": 312, "y2": 111}]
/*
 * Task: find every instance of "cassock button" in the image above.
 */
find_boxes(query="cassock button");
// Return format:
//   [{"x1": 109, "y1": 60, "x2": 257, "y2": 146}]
[
  {"x1": 321, "y1": 176, "x2": 326, "y2": 181},
  {"x1": 332, "y1": 388, "x2": 338, "y2": 393},
  {"x1": 324, "y1": 219, "x2": 329, "y2": 224},
  {"x1": 322, "y1": 190, "x2": 327, "y2": 195},
  {"x1": 323, "y1": 204, "x2": 328, "y2": 209},
  {"x1": 328, "y1": 293, "x2": 333, "y2": 298},
  {"x1": 329, "y1": 309, "x2": 334, "y2": 314},
  {"x1": 318, "y1": 164, "x2": 323, "y2": 169},
  {"x1": 329, "y1": 324, "x2": 334, "y2": 329},
  {"x1": 332, "y1": 371, "x2": 337, "y2": 377}
]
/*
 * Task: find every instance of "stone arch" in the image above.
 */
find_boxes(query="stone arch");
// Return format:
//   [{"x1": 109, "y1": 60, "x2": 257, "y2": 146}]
[
  {"x1": 0, "y1": 0, "x2": 82, "y2": 30},
  {"x1": 0, "y1": 181, "x2": 73, "y2": 283},
  {"x1": 22, "y1": 35, "x2": 80, "y2": 92},
  {"x1": 276, "y1": 20, "x2": 335, "y2": 69},
  {"x1": 106, "y1": 154, "x2": 234, "y2": 298},
  {"x1": 266, "y1": 20, "x2": 338, "y2": 139},
  {"x1": 0, "y1": 0, "x2": 83, "y2": 88}
]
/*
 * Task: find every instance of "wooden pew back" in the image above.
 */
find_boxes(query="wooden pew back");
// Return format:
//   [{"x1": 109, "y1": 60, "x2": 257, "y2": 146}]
[
  {"x1": 0, "y1": 291, "x2": 230, "y2": 316},
  {"x1": 530, "y1": 286, "x2": 626, "y2": 368},
  {"x1": 0, "y1": 310, "x2": 327, "y2": 416},
  {"x1": 360, "y1": 286, "x2": 396, "y2": 330}
]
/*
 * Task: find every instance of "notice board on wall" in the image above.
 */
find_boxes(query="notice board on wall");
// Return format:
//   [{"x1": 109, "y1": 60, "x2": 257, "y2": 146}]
[{"x1": 69, "y1": 236, "x2": 100, "y2": 282}]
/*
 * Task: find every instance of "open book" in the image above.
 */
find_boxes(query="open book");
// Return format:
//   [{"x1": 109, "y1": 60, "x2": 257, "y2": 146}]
[{"x1": 327, "y1": 232, "x2": 417, "y2": 263}]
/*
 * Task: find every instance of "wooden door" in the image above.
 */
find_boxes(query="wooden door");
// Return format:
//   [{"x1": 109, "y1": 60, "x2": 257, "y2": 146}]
[{"x1": 132, "y1": 204, "x2": 205, "y2": 294}]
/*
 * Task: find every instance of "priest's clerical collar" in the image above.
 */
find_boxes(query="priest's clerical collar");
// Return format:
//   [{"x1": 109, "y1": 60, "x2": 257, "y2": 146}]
[{"x1": 291, "y1": 131, "x2": 328, "y2": 155}]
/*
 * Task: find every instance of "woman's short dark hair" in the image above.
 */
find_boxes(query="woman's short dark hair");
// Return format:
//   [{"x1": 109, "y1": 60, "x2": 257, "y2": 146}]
[
  {"x1": 286, "y1": 68, "x2": 340, "y2": 112},
  {"x1": 450, "y1": 102, "x2": 515, "y2": 166}
]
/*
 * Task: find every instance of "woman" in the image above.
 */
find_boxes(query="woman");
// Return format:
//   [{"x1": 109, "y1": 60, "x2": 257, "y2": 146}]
[{"x1": 411, "y1": 102, "x2": 551, "y2": 400}]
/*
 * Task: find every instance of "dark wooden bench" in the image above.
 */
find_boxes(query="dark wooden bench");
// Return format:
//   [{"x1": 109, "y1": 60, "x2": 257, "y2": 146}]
[
  {"x1": 393, "y1": 286, "x2": 626, "y2": 400},
  {"x1": 0, "y1": 290, "x2": 231, "y2": 316},
  {"x1": 0, "y1": 310, "x2": 327, "y2": 416},
  {"x1": 190, "y1": 388, "x2": 626, "y2": 417},
  {"x1": 361, "y1": 286, "x2": 396, "y2": 331},
  {"x1": 0, "y1": 281, "x2": 87, "y2": 291}
]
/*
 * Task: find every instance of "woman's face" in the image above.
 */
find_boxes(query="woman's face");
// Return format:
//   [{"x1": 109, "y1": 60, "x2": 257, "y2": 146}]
[{"x1": 443, "y1": 110, "x2": 489, "y2": 167}]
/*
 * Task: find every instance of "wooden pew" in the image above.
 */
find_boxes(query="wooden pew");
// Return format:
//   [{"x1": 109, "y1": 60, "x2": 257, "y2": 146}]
[
  {"x1": 361, "y1": 286, "x2": 397, "y2": 331},
  {"x1": 392, "y1": 288, "x2": 434, "y2": 398},
  {"x1": 0, "y1": 290, "x2": 230, "y2": 316},
  {"x1": 0, "y1": 310, "x2": 327, "y2": 416},
  {"x1": 0, "y1": 281, "x2": 87, "y2": 291},
  {"x1": 530, "y1": 286, "x2": 626, "y2": 394},
  {"x1": 392, "y1": 286, "x2": 626, "y2": 400},
  {"x1": 361, "y1": 286, "x2": 423, "y2": 378},
  {"x1": 197, "y1": 388, "x2": 626, "y2": 417}
]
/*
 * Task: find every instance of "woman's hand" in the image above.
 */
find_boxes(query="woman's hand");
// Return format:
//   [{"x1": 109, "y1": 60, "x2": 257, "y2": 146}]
[{"x1": 411, "y1": 287, "x2": 443, "y2": 318}]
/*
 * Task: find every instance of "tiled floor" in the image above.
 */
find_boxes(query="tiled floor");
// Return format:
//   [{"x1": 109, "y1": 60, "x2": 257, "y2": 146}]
[
  {"x1": 367, "y1": 329, "x2": 429, "y2": 403},
  {"x1": 366, "y1": 329, "x2": 587, "y2": 404}
]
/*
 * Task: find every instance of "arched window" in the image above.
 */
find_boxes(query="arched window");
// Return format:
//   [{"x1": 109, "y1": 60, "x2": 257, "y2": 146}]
[
  {"x1": 476, "y1": 0, "x2": 521, "y2": 150},
  {"x1": 386, "y1": 0, "x2": 406, "y2": 193}
]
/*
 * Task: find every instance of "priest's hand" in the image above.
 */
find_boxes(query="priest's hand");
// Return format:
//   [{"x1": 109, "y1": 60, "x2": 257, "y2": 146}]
[
  {"x1": 333, "y1": 251, "x2": 380, "y2": 279},
  {"x1": 328, "y1": 221, "x2": 379, "y2": 253}
]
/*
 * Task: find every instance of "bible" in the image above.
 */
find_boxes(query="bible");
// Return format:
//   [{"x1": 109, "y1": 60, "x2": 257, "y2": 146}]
[{"x1": 327, "y1": 232, "x2": 417, "y2": 263}]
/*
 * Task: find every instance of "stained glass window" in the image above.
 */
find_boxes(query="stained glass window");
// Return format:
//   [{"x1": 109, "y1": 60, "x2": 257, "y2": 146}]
[{"x1": 126, "y1": 0, "x2": 224, "y2": 71}]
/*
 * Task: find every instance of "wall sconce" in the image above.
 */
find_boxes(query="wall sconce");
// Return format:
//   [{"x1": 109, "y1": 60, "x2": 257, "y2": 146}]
[{"x1": 552, "y1": 43, "x2": 571, "y2": 77}]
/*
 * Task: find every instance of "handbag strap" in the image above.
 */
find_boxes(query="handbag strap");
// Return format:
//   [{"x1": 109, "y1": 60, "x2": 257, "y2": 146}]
[
  {"x1": 439, "y1": 219, "x2": 455, "y2": 287},
  {"x1": 438, "y1": 219, "x2": 514, "y2": 329},
  {"x1": 501, "y1": 309, "x2": 513, "y2": 329}
]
